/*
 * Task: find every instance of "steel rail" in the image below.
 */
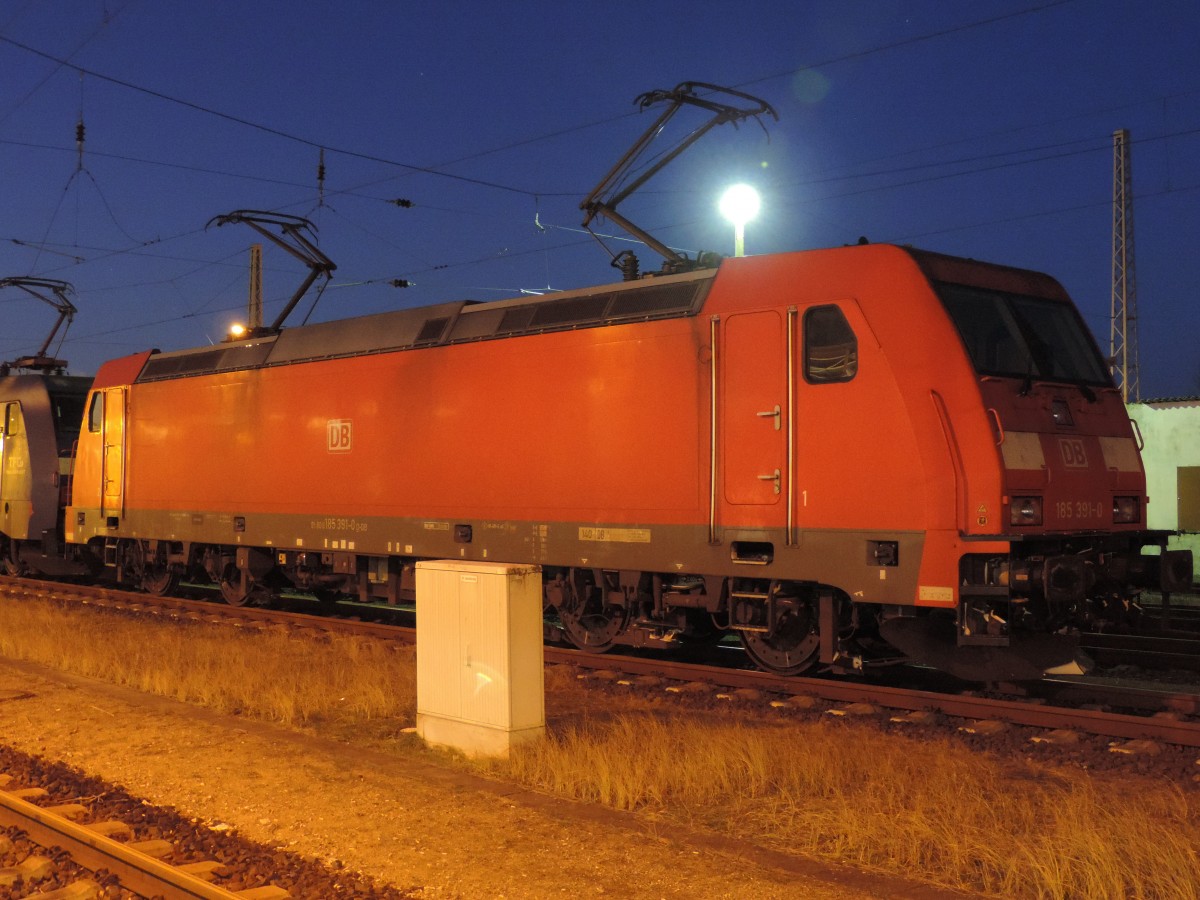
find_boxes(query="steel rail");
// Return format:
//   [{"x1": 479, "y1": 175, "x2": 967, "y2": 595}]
[{"x1": 1082, "y1": 631, "x2": 1200, "y2": 671}]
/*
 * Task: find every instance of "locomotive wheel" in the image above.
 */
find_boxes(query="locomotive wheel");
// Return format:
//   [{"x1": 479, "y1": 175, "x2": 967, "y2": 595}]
[
  {"x1": 131, "y1": 541, "x2": 177, "y2": 597},
  {"x1": 739, "y1": 587, "x2": 821, "y2": 676},
  {"x1": 1, "y1": 541, "x2": 26, "y2": 576},
  {"x1": 219, "y1": 569, "x2": 250, "y2": 606},
  {"x1": 142, "y1": 566, "x2": 178, "y2": 597},
  {"x1": 219, "y1": 564, "x2": 269, "y2": 607},
  {"x1": 558, "y1": 569, "x2": 630, "y2": 652}
]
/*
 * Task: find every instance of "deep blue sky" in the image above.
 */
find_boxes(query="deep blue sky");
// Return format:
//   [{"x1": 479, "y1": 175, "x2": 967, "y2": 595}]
[{"x1": 1, "y1": 0, "x2": 1197, "y2": 397}]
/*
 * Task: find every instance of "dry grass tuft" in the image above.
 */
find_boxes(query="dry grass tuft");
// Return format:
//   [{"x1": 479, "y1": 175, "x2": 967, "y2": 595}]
[{"x1": 4, "y1": 595, "x2": 1199, "y2": 898}]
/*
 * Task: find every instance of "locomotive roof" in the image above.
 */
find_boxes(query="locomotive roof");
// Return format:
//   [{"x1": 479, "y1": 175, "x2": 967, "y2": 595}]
[
  {"x1": 128, "y1": 243, "x2": 1075, "y2": 385},
  {"x1": 136, "y1": 267, "x2": 715, "y2": 383}
]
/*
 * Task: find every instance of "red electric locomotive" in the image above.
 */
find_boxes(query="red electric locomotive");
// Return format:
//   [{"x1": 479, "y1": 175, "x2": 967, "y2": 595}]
[{"x1": 62, "y1": 242, "x2": 1192, "y2": 680}]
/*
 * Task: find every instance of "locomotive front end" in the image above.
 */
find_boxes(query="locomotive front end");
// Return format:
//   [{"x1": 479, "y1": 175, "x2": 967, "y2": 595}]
[{"x1": 925, "y1": 257, "x2": 1192, "y2": 671}]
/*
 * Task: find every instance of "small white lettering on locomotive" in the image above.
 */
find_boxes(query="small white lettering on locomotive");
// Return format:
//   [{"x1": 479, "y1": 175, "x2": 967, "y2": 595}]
[
  {"x1": 327, "y1": 419, "x2": 352, "y2": 453},
  {"x1": 578, "y1": 527, "x2": 652, "y2": 543},
  {"x1": 1058, "y1": 437, "x2": 1088, "y2": 468}
]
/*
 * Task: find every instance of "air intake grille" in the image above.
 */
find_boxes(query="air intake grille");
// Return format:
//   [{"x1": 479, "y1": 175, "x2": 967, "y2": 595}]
[{"x1": 480, "y1": 277, "x2": 711, "y2": 341}]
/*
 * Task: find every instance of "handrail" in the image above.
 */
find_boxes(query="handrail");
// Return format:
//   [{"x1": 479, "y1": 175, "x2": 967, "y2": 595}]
[
  {"x1": 1129, "y1": 418, "x2": 1145, "y2": 451},
  {"x1": 786, "y1": 307, "x2": 797, "y2": 546},
  {"x1": 986, "y1": 407, "x2": 1005, "y2": 445},
  {"x1": 709, "y1": 316, "x2": 720, "y2": 544}
]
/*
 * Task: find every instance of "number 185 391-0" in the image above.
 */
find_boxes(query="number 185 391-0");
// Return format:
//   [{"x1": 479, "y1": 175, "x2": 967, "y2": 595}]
[{"x1": 1055, "y1": 500, "x2": 1105, "y2": 520}]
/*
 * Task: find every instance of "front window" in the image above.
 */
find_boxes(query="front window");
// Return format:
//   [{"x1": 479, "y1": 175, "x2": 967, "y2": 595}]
[
  {"x1": 51, "y1": 391, "x2": 87, "y2": 453},
  {"x1": 936, "y1": 282, "x2": 1110, "y2": 385}
]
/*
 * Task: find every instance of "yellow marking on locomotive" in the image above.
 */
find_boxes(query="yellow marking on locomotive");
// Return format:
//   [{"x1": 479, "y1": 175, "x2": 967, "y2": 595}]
[
  {"x1": 578, "y1": 527, "x2": 651, "y2": 543},
  {"x1": 1099, "y1": 436, "x2": 1141, "y2": 473},
  {"x1": 999, "y1": 432, "x2": 1045, "y2": 469},
  {"x1": 918, "y1": 585, "x2": 954, "y2": 603}
]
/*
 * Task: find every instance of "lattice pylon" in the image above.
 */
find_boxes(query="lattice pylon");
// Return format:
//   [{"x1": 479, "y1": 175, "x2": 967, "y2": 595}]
[{"x1": 1110, "y1": 128, "x2": 1139, "y2": 402}]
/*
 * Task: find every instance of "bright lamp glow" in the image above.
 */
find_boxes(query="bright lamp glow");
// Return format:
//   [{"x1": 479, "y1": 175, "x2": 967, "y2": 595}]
[
  {"x1": 229, "y1": 323, "x2": 247, "y2": 339},
  {"x1": 719, "y1": 184, "x2": 760, "y2": 225},
  {"x1": 718, "y1": 184, "x2": 760, "y2": 257}
]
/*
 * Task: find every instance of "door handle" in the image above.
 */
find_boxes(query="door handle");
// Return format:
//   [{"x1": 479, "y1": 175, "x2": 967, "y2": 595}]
[
  {"x1": 757, "y1": 405, "x2": 781, "y2": 431},
  {"x1": 758, "y1": 469, "x2": 781, "y2": 495}
]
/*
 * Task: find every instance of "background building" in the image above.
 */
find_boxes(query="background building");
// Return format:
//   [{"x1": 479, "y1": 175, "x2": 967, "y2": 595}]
[{"x1": 1128, "y1": 399, "x2": 1200, "y2": 565}]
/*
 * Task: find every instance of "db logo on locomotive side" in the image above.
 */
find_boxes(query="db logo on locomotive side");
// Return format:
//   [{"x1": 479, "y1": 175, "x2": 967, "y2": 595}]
[
  {"x1": 327, "y1": 419, "x2": 352, "y2": 453},
  {"x1": 1058, "y1": 437, "x2": 1088, "y2": 468}
]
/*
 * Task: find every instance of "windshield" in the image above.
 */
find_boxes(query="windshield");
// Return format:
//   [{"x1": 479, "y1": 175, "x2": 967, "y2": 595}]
[
  {"x1": 50, "y1": 389, "x2": 88, "y2": 452},
  {"x1": 935, "y1": 282, "x2": 1111, "y2": 386}
]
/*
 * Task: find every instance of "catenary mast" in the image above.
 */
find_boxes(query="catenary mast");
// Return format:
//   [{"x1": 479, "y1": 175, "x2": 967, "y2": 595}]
[{"x1": 1110, "y1": 128, "x2": 1139, "y2": 402}]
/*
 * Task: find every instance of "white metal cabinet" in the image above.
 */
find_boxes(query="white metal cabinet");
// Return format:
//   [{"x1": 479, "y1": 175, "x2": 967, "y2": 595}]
[{"x1": 415, "y1": 560, "x2": 544, "y2": 757}]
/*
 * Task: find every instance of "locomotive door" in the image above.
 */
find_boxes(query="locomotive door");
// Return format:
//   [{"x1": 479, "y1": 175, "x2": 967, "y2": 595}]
[
  {"x1": 100, "y1": 387, "x2": 126, "y2": 517},
  {"x1": 0, "y1": 404, "x2": 12, "y2": 514},
  {"x1": 720, "y1": 310, "x2": 787, "y2": 512},
  {"x1": 1, "y1": 402, "x2": 28, "y2": 539}
]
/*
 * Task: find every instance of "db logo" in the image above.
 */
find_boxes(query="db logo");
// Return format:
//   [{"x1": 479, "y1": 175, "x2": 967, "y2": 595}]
[
  {"x1": 327, "y1": 419, "x2": 352, "y2": 453},
  {"x1": 1058, "y1": 438, "x2": 1088, "y2": 468}
]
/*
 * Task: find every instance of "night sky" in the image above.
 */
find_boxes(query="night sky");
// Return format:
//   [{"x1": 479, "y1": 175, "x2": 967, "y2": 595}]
[{"x1": 1, "y1": 0, "x2": 1197, "y2": 397}]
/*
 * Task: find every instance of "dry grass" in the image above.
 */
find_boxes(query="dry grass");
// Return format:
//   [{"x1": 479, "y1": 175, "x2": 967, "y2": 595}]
[
  {"x1": 0, "y1": 597, "x2": 416, "y2": 726},
  {"x1": 3, "y1": 595, "x2": 1199, "y2": 898},
  {"x1": 492, "y1": 715, "x2": 1200, "y2": 898}
]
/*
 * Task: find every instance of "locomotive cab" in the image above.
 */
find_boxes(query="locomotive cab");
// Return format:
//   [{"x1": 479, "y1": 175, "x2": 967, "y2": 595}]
[{"x1": 879, "y1": 253, "x2": 1192, "y2": 679}]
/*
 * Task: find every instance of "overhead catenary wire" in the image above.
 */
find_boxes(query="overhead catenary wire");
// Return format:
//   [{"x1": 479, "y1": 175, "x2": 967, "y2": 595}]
[
  {"x1": 3, "y1": 0, "x2": 1194, "y2": 367},
  {"x1": 0, "y1": 33, "x2": 561, "y2": 198},
  {"x1": 16, "y1": 116, "x2": 1196, "y2": 316},
  {"x1": 12, "y1": 104, "x2": 1195, "y2": 289},
  {"x1": 0, "y1": 0, "x2": 136, "y2": 129},
  {"x1": 28, "y1": 72, "x2": 147, "y2": 271},
  {"x1": 0, "y1": 0, "x2": 1079, "y2": 205}
]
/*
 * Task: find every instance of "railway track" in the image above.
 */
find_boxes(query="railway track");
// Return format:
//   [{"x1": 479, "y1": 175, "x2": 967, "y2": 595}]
[
  {"x1": 5, "y1": 575, "x2": 1200, "y2": 750},
  {"x1": 553, "y1": 646, "x2": 1200, "y2": 747},
  {"x1": 0, "y1": 741, "x2": 426, "y2": 900},
  {"x1": 0, "y1": 770, "x2": 287, "y2": 899},
  {"x1": 1082, "y1": 630, "x2": 1200, "y2": 672}
]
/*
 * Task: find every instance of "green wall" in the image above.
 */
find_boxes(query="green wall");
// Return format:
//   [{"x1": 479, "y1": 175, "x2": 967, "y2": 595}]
[{"x1": 1127, "y1": 401, "x2": 1200, "y2": 560}]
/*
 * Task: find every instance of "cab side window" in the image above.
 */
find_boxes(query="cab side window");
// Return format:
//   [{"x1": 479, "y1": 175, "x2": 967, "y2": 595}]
[
  {"x1": 3, "y1": 402, "x2": 19, "y2": 437},
  {"x1": 804, "y1": 305, "x2": 858, "y2": 383},
  {"x1": 87, "y1": 392, "x2": 104, "y2": 433}
]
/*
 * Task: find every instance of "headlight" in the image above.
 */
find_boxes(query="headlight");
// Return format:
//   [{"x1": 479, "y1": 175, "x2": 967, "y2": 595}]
[
  {"x1": 1010, "y1": 496, "x2": 1043, "y2": 526},
  {"x1": 1113, "y1": 496, "x2": 1141, "y2": 524}
]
